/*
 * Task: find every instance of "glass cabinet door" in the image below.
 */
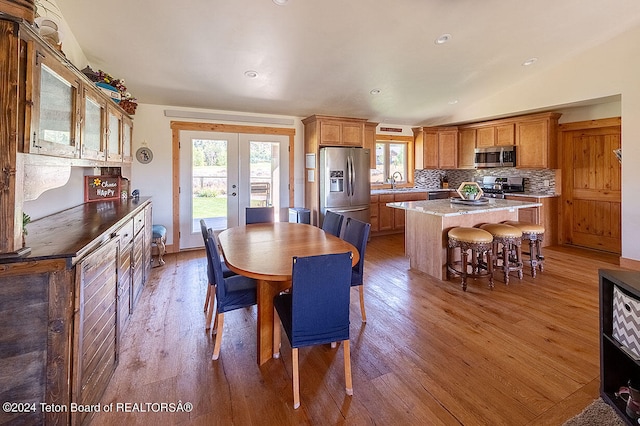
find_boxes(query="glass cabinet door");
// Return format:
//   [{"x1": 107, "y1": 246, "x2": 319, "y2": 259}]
[
  {"x1": 81, "y1": 86, "x2": 106, "y2": 161},
  {"x1": 122, "y1": 116, "x2": 133, "y2": 163},
  {"x1": 31, "y1": 57, "x2": 80, "y2": 158},
  {"x1": 106, "y1": 105, "x2": 122, "y2": 162}
]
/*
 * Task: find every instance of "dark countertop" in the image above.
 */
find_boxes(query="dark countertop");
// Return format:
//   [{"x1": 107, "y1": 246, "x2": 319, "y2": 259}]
[{"x1": 2, "y1": 197, "x2": 151, "y2": 265}]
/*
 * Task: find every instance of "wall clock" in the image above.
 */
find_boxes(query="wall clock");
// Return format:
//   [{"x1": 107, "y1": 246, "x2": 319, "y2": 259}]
[{"x1": 136, "y1": 147, "x2": 153, "y2": 164}]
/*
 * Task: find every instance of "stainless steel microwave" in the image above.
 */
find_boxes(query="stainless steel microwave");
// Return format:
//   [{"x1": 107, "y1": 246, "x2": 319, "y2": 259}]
[{"x1": 474, "y1": 146, "x2": 516, "y2": 168}]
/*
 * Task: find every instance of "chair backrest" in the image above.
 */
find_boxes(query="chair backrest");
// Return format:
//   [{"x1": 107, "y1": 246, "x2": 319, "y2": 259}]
[
  {"x1": 290, "y1": 252, "x2": 353, "y2": 347},
  {"x1": 342, "y1": 218, "x2": 371, "y2": 280},
  {"x1": 205, "y1": 234, "x2": 228, "y2": 299},
  {"x1": 200, "y1": 219, "x2": 216, "y2": 285},
  {"x1": 321, "y1": 211, "x2": 344, "y2": 237},
  {"x1": 246, "y1": 207, "x2": 274, "y2": 224}
]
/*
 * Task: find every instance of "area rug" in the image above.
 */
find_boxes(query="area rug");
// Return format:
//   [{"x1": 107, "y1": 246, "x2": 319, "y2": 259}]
[{"x1": 563, "y1": 398, "x2": 626, "y2": 426}]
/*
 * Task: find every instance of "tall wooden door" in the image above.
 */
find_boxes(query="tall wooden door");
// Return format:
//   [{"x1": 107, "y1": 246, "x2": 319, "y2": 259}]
[{"x1": 559, "y1": 118, "x2": 621, "y2": 254}]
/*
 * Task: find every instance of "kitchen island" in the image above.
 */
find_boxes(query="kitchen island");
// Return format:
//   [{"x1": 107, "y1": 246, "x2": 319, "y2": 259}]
[{"x1": 388, "y1": 198, "x2": 541, "y2": 280}]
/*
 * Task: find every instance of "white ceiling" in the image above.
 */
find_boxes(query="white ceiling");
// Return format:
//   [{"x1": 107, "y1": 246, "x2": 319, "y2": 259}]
[{"x1": 53, "y1": 0, "x2": 640, "y2": 126}]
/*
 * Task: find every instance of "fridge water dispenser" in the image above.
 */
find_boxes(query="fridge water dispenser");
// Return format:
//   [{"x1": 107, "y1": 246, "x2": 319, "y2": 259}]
[{"x1": 329, "y1": 170, "x2": 344, "y2": 192}]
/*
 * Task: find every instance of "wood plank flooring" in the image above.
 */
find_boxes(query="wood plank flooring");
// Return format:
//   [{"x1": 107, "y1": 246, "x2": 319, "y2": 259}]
[{"x1": 90, "y1": 234, "x2": 623, "y2": 425}]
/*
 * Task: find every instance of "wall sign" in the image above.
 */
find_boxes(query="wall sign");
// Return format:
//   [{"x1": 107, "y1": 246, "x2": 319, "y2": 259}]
[{"x1": 84, "y1": 176, "x2": 121, "y2": 202}]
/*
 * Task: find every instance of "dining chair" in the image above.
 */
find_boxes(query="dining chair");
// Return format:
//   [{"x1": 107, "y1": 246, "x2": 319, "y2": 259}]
[
  {"x1": 341, "y1": 218, "x2": 371, "y2": 322},
  {"x1": 273, "y1": 252, "x2": 354, "y2": 409},
  {"x1": 199, "y1": 220, "x2": 237, "y2": 332},
  {"x1": 245, "y1": 206, "x2": 274, "y2": 224},
  {"x1": 321, "y1": 210, "x2": 344, "y2": 237},
  {"x1": 206, "y1": 234, "x2": 258, "y2": 360}
]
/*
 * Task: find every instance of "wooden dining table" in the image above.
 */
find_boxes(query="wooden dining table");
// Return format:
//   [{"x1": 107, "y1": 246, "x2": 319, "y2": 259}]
[{"x1": 217, "y1": 222, "x2": 359, "y2": 365}]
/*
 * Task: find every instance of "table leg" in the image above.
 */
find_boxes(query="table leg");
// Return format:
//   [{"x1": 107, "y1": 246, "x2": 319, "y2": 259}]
[{"x1": 257, "y1": 279, "x2": 291, "y2": 365}]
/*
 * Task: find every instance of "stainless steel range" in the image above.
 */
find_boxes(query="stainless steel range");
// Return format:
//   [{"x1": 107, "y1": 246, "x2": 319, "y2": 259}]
[{"x1": 478, "y1": 176, "x2": 524, "y2": 198}]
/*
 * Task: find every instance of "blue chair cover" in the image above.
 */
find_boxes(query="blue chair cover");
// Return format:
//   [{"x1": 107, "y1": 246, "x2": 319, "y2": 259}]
[
  {"x1": 246, "y1": 207, "x2": 274, "y2": 224},
  {"x1": 321, "y1": 211, "x2": 344, "y2": 237},
  {"x1": 199, "y1": 219, "x2": 235, "y2": 280},
  {"x1": 274, "y1": 252, "x2": 352, "y2": 348},
  {"x1": 341, "y1": 218, "x2": 371, "y2": 287},
  {"x1": 206, "y1": 234, "x2": 257, "y2": 313}
]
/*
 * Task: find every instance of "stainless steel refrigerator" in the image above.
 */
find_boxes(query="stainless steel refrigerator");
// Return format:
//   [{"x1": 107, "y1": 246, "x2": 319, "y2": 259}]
[{"x1": 319, "y1": 147, "x2": 370, "y2": 231}]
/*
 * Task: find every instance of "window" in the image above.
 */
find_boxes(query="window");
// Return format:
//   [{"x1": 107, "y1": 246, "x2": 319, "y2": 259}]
[{"x1": 372, "y1": 141, "x2": 407, "y2": 184}]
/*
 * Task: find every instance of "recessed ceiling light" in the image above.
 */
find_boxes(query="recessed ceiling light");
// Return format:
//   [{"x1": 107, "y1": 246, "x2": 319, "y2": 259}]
[
  {"x1": 272, "y1": 0, "x2": 288, "y2": 5},
  {"x1": 448, "y1": 99, "x2": 458, "y2": 105},
  {"x1": 522, "y1": 57, "x2": 538, "y2": 66},
  {"x1": 370, "y1": 89, "x2": 381, "y2": 95},
  {"x1": 435, "y1": 34, "x2": 452, "y2": 45},
  {"x1": 244, "y1": 70, "x2": 258, "y2": 78}
]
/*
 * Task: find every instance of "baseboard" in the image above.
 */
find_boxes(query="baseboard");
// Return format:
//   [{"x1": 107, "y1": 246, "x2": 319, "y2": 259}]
[{"x1": 620, "y1": 256, "x2": 640, "y2": 271}]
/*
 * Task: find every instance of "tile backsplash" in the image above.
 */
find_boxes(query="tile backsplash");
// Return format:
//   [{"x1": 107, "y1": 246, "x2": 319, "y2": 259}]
[{"x1": 414, "y1": 168, "x2": 557, "y2": 194}]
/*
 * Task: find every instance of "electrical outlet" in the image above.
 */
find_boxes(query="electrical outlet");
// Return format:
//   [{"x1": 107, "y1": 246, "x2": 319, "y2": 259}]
[{"x1": 543, "y1": 180, "x2": 550, "y2": 187}]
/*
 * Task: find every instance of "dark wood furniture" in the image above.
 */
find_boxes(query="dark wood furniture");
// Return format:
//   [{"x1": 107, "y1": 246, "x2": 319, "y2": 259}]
[
  {"x1": 600, "y1": 269, "x2": 640, "y2": 425},
  {"x1": 217, "y1": 222, "x2": 358, "y2": 365},
  {"x1": 0, "y1": 197, "x2": 152, "y2": 426}
]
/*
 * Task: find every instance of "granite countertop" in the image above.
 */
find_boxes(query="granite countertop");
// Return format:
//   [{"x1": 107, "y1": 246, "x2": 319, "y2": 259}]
[
  {"x1": 371, "y1": 188, "x2": 558, "y2": 198},
  {"x1": 387, "y1": 198, "x2": 542, "y2": 217}
]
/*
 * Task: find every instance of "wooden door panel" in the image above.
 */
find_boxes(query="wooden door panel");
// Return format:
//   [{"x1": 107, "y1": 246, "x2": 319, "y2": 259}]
[{"x1": 561, "y1": 122, "x2": 621, "y2": 254}]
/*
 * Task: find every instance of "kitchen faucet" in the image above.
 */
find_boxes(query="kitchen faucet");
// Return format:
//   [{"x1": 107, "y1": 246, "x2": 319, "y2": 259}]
[{"x1": 390, "y1": 171, "x2": 403, "y2": 189}]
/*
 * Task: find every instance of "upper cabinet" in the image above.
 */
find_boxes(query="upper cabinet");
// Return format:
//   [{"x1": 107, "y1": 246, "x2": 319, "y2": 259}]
[
  {"x1": 27, "y1": 47, "x2": 81, "y2": 158},
  {"x1": 473, "y1": 122, "x2": 515, "y2": 148},
  {"x1": 17, "y1": 20, "x2": 133, "y2": 166},
  {"x1": 413, "y1": 126, "x2": 458, "y2": 169},
  {"x1": 302, "y1": 115, "x2": 367, "y2": 147},
  {"x1": 363, "y1": 121, "x2": 378, "y2": 169},
  {"x1": 515, "y1": 113, "x2": 561, "y2": 169},
  {"x1": 458, "y1": 128, "x2": 476, "y2": 169}
]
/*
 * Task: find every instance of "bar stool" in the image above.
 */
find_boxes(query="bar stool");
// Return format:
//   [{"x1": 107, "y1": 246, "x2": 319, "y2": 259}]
[
  {"x1": 479, "y1": 223, "x2": 523, "y2": 285},
  {"x1": 503, "y1": 221, "x2": 545, "y2": 278},
  {"x1": 151, "y1": 224, "x2": 167, "y2": 267},
  {"x1": 447, "y1": 227, "x2": 494, "y2": 291}
]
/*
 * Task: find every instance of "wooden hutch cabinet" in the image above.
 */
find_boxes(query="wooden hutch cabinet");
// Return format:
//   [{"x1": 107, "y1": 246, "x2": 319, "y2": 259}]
[{"x1": 1, "y1": 9, "x2": 141, "y2": 425}]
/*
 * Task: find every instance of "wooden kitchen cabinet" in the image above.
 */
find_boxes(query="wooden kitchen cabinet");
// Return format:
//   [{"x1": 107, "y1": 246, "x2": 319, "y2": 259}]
[
  {"x1": 303, "y1": 115, "x2": 367, "y2": 147},
  {"x1": 377, "y1": 194, "x2": 395, "y2": 232},
  {"x1": 458, "y1": 128, "x2": 476, "y2": 169},
  {"x1": 371, "y1": 191, "x2": 428, "y2": 235},
  {"x1": 370, "y1": 194, "x2": 379, "y2": 232},
  {"x1": 413, "y1": 127, "x2": 458, "y2": 169},
  {"x1": 473, "y1": 123, "x2": 515, "y2": 148},
  {"x1": 476, "y1": 126, "x2": 495, "y2": 148},
  {"x1": 364, "y1": 121, "x2": 378, "y2": 168},
  {"x1": 0, "y1": 198, "x2": 152, "y2": 425},
  {"x1": 122, "y1": 115, "x2": 133, "y2": 163},
  {"x1": 496, "y1": 123, "x2": 515, "y2": 145},
  {"x1": 515, "y1": 112, "x2": 561, "y2": 168}
]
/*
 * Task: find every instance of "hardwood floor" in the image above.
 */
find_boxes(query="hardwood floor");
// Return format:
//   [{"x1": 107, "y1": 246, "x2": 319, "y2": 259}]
[{"x1": 91, "y1": 234, "x2": 622, "y2": 425}]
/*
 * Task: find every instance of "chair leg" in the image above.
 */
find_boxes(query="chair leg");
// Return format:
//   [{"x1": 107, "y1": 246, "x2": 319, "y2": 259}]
[
  {"x1": 292, "y1": 348, "x2": 300, "y2": 409},
  {"x1": 212, "y1": 313, "x2": 224, "y2": 360},
  {"x1": 205, "y1": 285, "x2": 215, "y2": 330},
  {"x1": 204, "y1": 283, "x2": 211, "y2": 313},
  {"x1": 343, "y1": 340, "x2": 353, "y2": 396},
  {"x1": 273, "y1": 308, "x2": 281, "y2": 359},
  {"x1": 358, "y1": 285, "x2": 367, "y2": 323}
]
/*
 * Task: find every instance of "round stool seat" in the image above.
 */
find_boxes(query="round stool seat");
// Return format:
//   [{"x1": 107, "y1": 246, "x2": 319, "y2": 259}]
[
  {"x1": 480, "y1": 223, "x2": 522, "y2": 238},
  {"x1": 503, "y1": 221, "x2": 545, "y2": 235},
  {"x1": 152, "y1": 224, "x2": 167, "y2": 239},
  {"x1": 448, "y1": 227, "x2": 493, "y2": 244}
]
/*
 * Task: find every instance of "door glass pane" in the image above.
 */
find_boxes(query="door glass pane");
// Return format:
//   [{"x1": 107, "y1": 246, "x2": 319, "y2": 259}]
[
  {"x1": 249, "y1": 141, "x2": 279, "y2": 215},
  {"x1": 193, "y1": 139, "x2": 228, "y2": 231},
  {"x1": 84, "y1": 97, "x2": 101, "y2": 152},
  {"x1": 39, "y1": 64, "x2": 73, "y2": 146}
]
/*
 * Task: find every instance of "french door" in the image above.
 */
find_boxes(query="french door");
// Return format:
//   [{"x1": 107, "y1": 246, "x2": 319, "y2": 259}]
[{"x1": 179, "y1": 131, "x2": 289, "y2": 249}]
